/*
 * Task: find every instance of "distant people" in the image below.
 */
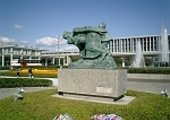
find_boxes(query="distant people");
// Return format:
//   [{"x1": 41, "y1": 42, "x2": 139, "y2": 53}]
[
  {"x1": 28, "y1": 68, "x2": 33, "y2": 78},
  {"x1": 16, "y1": 69, "x2": 20, "y2": 78}
]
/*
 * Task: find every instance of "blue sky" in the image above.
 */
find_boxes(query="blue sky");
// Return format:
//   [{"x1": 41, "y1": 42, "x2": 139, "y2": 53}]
[{"x1": 0, "y1": 0, "x2": 170, "y2": 51}]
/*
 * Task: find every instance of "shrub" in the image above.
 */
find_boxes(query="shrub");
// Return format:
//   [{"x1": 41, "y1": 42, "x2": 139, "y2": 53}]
[
  {"x1": 128, "y1": 67, "x2": 170, "y2": 74},
  {"x1": 0, "y1": 66, "x2": 10, "y2": 70},
  {"x1": 0, "y1": 78, "x2": 52, "y2": 88}
]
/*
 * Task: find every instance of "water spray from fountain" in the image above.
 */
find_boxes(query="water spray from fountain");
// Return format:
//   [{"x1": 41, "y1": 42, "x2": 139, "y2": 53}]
[
  {"x1": 133, "y1": 39, "x2": 145, "y2": 68},
  {"x1": 159, "y1": 26, "x2": 169, "y2": 66}
]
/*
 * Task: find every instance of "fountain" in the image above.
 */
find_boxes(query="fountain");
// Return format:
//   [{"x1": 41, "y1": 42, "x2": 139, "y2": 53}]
[
  {"x1": 159, "y1": 27, "x2": 169, "y2": 66},
  {"x1": 133, "y1": 39, "x2": 145, "y2": 67}
]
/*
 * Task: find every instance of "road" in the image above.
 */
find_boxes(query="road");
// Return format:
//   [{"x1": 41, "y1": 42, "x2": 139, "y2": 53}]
[{"x1": 127, "y1": 79, "x2": 170, "y2": 96}]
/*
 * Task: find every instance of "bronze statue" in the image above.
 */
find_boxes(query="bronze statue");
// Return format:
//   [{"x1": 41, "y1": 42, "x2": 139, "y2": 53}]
[{"x1": 63, "y1": 23, "x2": 117, "y2": 69}]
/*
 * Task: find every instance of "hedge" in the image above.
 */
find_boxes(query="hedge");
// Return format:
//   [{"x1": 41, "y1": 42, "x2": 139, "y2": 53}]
[
  {"x1": 0, "y1": 78, "x2": 52, "y2": 88},
  {"x1": 12, "y1": 66, "x2": 58, "y2": 70},
  {"x1": 127, "y1": 67, "x2": 170, "y2": 74},
  {"x1": 0, "y1": 66, "x2": 10, "y2": 70}
]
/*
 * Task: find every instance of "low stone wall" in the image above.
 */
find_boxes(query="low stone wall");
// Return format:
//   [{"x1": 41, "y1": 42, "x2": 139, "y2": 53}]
[{"x1": 128, "y1": 74, "x2": 170, "y2": 80}]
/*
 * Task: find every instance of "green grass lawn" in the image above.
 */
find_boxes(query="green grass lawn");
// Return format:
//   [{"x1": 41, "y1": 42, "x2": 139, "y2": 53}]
[{"x1": 0, "y1": 89, "x2": 170, "y2": 120}]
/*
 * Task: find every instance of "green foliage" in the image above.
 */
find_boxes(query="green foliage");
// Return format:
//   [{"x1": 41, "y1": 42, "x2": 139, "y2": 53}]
[
  {"x1": 0, "y1": 89, "x2": 170, "y2": 120},
  {"x1": 12, "y1": 66, "x2": 57, "y2": 70},
  {"x1": 0, "y1": 66, "x2": 10, "y2": 70},
  {"x1": 128, "y1": 67, "x2": 170, "y2": 74},
  {"x1": 0, "y1": 78, "x2": 52, "y2": 88},
  {"x1": 0, "y1": 70, "x2": 16, "y2": 76}
]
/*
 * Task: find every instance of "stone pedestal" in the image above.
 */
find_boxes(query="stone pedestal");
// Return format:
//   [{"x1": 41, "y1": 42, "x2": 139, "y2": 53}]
[{"x1": 58, "y1": 69, "x2": 127, "y2": 102}]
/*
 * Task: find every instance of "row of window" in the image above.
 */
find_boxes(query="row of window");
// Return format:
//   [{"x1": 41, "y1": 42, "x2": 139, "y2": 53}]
[
  {"x1": 0, "y1": 48, "x2": 41, "y2": 55},
  {"x1": 18, "y1": 59, "x2": 41, "y2": 63},
  {"x1": 109, "y1": 36, "x2": 170, "y2": 52}
]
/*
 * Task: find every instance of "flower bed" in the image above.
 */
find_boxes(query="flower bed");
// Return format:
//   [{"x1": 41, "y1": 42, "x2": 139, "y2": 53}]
[{"x1": 20, "y1": 69, "x2": 58, "y2": 75}]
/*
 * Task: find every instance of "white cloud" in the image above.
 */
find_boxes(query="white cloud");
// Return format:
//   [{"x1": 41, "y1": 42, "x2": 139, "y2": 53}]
[
  {"x1": 14, "y1": 24, "x2": 24, "y2": 29},
  {"x1": 60, "y1": 45, "x2": 79, "y2": 52},
  {"x1": 0, "y1": 36, "x2": 15, "y2": 43},
  {"x1": 0, "y1": 36, "x2": 16, "y2": 47},
  {"x1": 0, "y1": 36, "x2": 33, "y2": 49},
  {"x1": 35, "y1": 36, "x2": 80, "y2": 52},
  {"x1": 0, "y1": 36, "x2": 79, "y2": 52},
  {"x1": 36, "y1": 36, "x2": 67, "y2": 46}
]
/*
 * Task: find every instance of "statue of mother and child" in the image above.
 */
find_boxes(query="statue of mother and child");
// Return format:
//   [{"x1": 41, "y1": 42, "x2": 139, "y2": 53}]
[{"x1": 63, "y1": 23, "x2": 117, "y2": 69}]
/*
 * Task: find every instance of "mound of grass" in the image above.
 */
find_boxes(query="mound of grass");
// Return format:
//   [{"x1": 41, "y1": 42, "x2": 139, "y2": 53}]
[{"x1": 0, "y1": 89, "x2": 170, "y2": 120}]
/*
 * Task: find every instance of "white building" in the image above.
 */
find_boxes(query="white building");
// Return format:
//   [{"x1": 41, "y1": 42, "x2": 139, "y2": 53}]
[
  {"x1": 109, "y1": 29, "x2": 170, "y2": 67},
  {"x1": 0, "y1": 44, "x2": 43, "y2": 67}
]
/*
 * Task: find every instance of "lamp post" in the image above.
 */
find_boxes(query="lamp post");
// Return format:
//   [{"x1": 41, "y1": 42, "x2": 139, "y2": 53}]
[{"x1": 57, "y1": 36, "x2": 62, "y2": 68}]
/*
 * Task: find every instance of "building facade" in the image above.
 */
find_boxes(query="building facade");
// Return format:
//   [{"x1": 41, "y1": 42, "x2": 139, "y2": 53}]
[
  {"x1": 109, "y1": 29, "x2": 170, "y2": 67},
  {"x1": 0, "y1": 45, "x2": 42, "y2": 67}
]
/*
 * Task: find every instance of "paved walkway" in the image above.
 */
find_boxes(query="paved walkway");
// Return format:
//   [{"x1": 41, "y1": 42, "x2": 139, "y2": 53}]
[{"x1": 127, "y1": 79, "x2": 170, "y2": 96}]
